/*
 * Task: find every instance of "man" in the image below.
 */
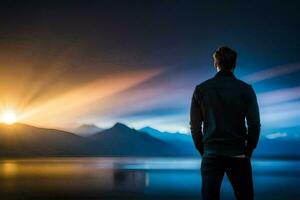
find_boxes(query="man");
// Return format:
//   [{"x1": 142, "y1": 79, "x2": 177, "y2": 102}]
[{"x1": 190, "y1": 46, "x2": 260, "y2": 200}]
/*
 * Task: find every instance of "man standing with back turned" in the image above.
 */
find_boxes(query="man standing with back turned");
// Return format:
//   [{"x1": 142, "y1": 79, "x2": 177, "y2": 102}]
[{"x1": 190, "y1": 46, "x2": 260, "y2": 200}]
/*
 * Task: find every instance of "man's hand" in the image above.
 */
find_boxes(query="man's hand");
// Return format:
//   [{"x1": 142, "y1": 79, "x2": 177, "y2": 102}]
[
  {"x1": 245, "y1": 148, "x2": 254, "y2": 158},
  {"x1": 196, "y1": 144, "x2": 204, "y2": 156},
  {"x1": 233, "y1": 154, "x2": 249, "y2": 158}
]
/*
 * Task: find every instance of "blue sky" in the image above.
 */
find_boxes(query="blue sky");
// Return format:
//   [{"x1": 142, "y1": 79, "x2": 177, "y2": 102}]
[{"x1": 0, "y1": 1, "x2": 299, "y2": 136}]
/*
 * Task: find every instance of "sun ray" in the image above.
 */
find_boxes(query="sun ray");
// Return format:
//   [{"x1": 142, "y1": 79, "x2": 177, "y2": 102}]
[{"x1": 15, "y1": 69, "x2": 161, "y2": 128}]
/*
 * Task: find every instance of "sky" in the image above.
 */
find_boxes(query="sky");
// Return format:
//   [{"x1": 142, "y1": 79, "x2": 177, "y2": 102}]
[{"x1": 0, "y1": 0, "x2": 299, "y2": 134}]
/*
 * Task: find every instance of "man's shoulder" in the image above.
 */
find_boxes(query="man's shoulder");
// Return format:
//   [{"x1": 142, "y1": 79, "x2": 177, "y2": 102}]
[
  {"x1": 195, "y1": 76, "x2": 253, "y2": 91},
  {"x1": 234, "y1": 78, "x2": 253, "y2": 89},
  {"x1": 195, "y1": 78, "x2": 215, "y2": 89}
]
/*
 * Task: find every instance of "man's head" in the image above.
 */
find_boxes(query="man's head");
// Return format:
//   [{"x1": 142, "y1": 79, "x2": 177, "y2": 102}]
[{"x1": 213, "y1": 46, "x2": 237, "y2": 71}]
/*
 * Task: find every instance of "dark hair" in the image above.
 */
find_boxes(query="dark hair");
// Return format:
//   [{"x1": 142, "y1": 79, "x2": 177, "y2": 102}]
[{"x1": 213, "y1": 46, "x2": 237, "y2": 70}]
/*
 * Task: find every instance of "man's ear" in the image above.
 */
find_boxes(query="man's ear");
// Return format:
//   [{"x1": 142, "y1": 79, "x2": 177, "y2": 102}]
[{"x1": 213, "y1": 60, "x2": 218, "y2": 69}]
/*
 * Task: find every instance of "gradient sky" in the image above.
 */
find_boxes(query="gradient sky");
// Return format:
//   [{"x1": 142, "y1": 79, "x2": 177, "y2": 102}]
[{"x1": 0, "y1": 0, "x2": 299, "y2": 134}]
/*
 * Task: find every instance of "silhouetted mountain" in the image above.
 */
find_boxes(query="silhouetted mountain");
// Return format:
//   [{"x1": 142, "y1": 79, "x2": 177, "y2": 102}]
[
  {"x1": 0, "y1": 122, "x2": 299, "y2": 158},
  {"x1": 254, "y1": 138, "x2": 300, "y2": 158},
  {"x1": 140, "y1": 126, "x2": 300, "y2": 158},
  {"x1": 140, "y1": 126, "x2": 191, "y2": 142},
  {"x1": 88, "y1": 123, "x2": 175, "y2": 156},
  {"x1": 254, "y1": 126, "x2": 300, "y2": 158},
  {"x1": 140, "y1": 126, "x2": 198, "y2": 156},
  {"x1": 0, "y1": 123, "x2": 91, "y2": 157},
  {"x1": 73, "y1": 124, "x2": 103, "y2": 137},
  {"x1": 262, "y1": 126, "x2": 300, "y2": 140}
]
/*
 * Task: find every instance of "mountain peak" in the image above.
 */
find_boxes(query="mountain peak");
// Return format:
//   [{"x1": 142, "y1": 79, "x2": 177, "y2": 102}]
[
  {"x1": 112, "y1": 122, "x2": 129, "y2": 129},
  {"x1": 140, "y1": 126, "x2": 161, "y2": 134},
  {"x1": 140, "y1": 126, "x2": 158, "y2": 131}
]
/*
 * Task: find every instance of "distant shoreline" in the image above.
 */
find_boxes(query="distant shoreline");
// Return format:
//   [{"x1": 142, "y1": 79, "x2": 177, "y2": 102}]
[{"x1": 1, "y1": 155, "x2": 300, "y2": 160}]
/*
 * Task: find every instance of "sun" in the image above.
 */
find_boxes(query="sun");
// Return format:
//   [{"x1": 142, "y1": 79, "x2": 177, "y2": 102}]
[{"x1": 1, "y1": 111, "x2": 17, "y2": 125}]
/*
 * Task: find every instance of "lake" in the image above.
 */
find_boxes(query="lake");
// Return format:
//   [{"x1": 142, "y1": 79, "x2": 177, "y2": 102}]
[{"x1": 0, "y1": 158, "x2": 299, "y2": 200}]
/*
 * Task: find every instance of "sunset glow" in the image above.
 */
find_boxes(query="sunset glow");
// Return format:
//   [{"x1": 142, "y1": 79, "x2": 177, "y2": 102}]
[
  {"x1": 1, "y1": 111, "x2": 17, "y2": 125},
  {"x1": 0, "y1": 0, "x2": 299, "y2": 134},
  {"x1": 0, "y1": 66, "x2": 161, "y2": 129}
]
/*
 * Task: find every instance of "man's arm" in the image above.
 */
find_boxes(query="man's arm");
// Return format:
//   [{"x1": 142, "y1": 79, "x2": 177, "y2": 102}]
[
  {"x1": 190, "y1": 86, "x2": 204, "y2": 156},
  {"x1": 245, "y1": 85, "x2": 261, "y2": 157}
]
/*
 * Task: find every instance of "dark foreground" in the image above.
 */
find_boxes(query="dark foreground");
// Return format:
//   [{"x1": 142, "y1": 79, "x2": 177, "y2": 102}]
[{"x1": 0, "y1": 158, "x2": 299, "y2": 200}]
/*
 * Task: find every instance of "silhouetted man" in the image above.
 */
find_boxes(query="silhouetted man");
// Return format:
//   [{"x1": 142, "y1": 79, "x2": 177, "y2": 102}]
[{"x1": 190, "y1": 46, "x2": 260, "y2": 200}]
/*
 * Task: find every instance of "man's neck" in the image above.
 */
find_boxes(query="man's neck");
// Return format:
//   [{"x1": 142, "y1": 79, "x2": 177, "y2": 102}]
[{"x1": 217, "y1": 68, "x2": 233, "y2": 73}]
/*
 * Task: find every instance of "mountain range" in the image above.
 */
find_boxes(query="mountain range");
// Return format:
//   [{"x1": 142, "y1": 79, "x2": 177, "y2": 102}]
[
  {"x1": 0, "y1": 122, "x2": 299, "y2": 158},
  {"x1": 88, "y1": 123, "x2": 174, "y2": 156},
  {"x1": 0, "y1": 123, "x2": 88, "y2": 156}
]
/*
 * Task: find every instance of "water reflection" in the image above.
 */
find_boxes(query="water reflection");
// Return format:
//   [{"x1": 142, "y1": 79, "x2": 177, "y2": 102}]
[{"x1": 0, "y1": 158, "x2": 299, "y2": 199}]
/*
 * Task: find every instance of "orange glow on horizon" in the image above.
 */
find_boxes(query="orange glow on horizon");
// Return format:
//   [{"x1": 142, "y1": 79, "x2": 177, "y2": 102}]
[
  {"x1": 0, "y1": 65, "x2": 161, "y2": 129},
  {"x1": 0, "y1": 110, "x2": 17, "y2": 125}
]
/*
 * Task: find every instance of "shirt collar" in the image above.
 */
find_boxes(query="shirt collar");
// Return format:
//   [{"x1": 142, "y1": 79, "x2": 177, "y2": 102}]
[{"x1": 214, "y1": 70, "x2": 235, "y2": 78}]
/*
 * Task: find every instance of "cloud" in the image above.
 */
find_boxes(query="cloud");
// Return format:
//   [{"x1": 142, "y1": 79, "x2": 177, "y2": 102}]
[
  {"x1": 243, "y1": 63, "x2": 300, "y2": 83},
  {"x1": 257, "y1": 86, "x2": 300, "y2": 106},
  {"x1": 120, "y1": 107, "x2": 186, "y2": 119},
  {"x1": 265, "y1": 132, "x2": 287, "y2": 139}
]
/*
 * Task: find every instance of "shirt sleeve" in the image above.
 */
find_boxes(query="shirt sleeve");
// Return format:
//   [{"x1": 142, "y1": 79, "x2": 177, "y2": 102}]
[
  {"x1": 190, "y1": 86, "x2": 204, "y2": 156},
  {"x1": 245, "y1": 85, "x2": 261, "y2": 153}
]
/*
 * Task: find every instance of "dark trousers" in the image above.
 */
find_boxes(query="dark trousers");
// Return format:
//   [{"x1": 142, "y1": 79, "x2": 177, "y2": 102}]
[{"x1": 201, "y1": 156, "x2": 254, "y2": 200}]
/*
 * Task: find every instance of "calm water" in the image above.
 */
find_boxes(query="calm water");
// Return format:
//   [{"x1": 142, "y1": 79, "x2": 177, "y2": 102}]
[{"x1": 0, "y1": 158, "x2": 299, "y2": 200}]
